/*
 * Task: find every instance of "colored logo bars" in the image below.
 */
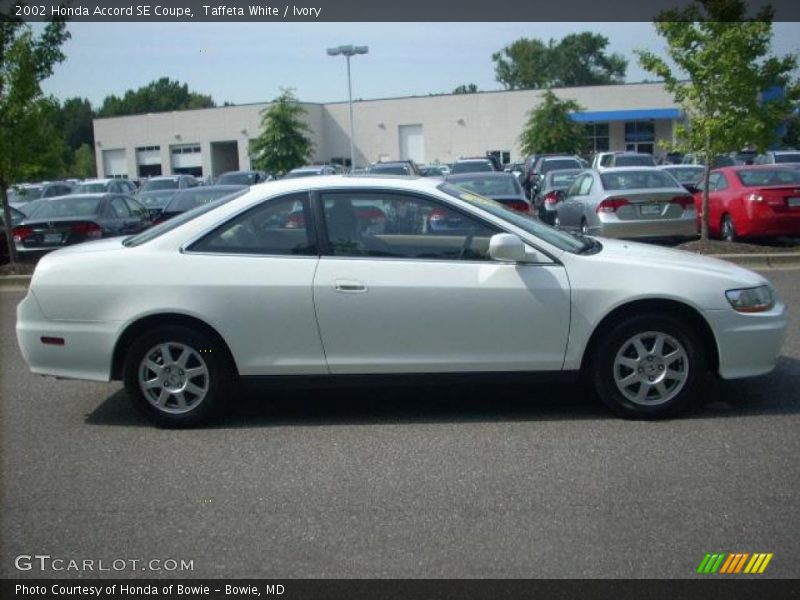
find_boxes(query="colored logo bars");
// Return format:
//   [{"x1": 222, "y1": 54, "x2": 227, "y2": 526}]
[{"x1": 697, "y1": 552, "x2": 774, "y2": 574}]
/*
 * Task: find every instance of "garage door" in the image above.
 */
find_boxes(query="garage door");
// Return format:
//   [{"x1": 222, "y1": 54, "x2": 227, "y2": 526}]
[
  {"x1": 399, "y1": 124, "x2": 424, "y2": 163},
  {"x1": 102, "y1": 149, "x2": 127, "y2": 177}
]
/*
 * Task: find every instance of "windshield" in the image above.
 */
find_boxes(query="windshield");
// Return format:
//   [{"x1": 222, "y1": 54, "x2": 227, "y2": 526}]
[
  {"x1": 452, "y1": 161, "x2": 493, "y2": 174},
  {"x1": 141, "y1": 178, "x2": 179, "y2": 192},
  {"x1": 541, "y1": 159, "x2": 582, "y2": 173},
  {"x1": 438, "y1": 183, "x2": 586, "y2": 254},
  {"x1": 11, "y1": 187, "x2": 43, "y2": 201},
  {"x1": 217, "y1": 173, "x2": 256, "y2": 185},
  {"x1": 601, "y1": 170, "x2": 678, "y2": 190},
  {"x1": 663, "y1": 167, "x2": 704, "y2": 183},
  {"x1": 736, "y1": 168, "x2": 800, "y2": 187},
  {"x1": 32, "y1": 196, "x2": 101, "y2": 218},
  {"x1": 614, "y1": 155, "x2": 655, "y2": 167},
  {"x1": 449, "y1": 176, "x2": 521, "y2": 197},
  {"x1": 775, "y1": 153, "x2": 800, "y2": 164},
  {"x1": 166, "y1": 188, "x2": 247, "y2": 213},
  {"x1": 75, "y1": 182, "x2": 107, "y2": 193}
]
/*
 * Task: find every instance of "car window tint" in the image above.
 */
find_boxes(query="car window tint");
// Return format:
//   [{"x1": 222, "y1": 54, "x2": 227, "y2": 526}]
[
  {"x1": 320, "y1": 191, "x2": 498, "y2": 261},
  {"x1": 190, "y1": 193, "x2": 315, "y2": 256},
  {"x1": 109, "y1": 197, "x2": 130, "y2": 217},
  {"x1": 34, "y1": 197, "x2": 101, "y2": 218},
  {"x1": 600, "y1": 171, "x2": 678, "y2": 190},
  {"x1": 736, "y1": 168, "x2": 800, "y2": 187},
  {"x1": 123, "y1": 197, "x2": 148, "y2": 218}
]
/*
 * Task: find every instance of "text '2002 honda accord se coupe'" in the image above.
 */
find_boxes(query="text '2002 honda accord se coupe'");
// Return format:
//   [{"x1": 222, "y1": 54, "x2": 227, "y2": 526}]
[{"x1": 16, "y1": 176, "x2": 787, "y2": 426}]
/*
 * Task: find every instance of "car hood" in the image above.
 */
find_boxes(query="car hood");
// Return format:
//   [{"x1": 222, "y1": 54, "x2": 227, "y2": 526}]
[{"x1": 590, "y1": 237, "x2": 766, "y2": 287}]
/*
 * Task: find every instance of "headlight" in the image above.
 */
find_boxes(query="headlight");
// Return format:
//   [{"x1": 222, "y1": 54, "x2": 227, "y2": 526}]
[{"x1": 725, "y1": 285, "x2": 775, "y2": 313}]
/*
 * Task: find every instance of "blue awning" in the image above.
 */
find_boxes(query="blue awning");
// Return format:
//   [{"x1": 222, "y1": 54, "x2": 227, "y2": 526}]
[{"x1": 570, "y1": 108, "x2": 682, "y2": 122}]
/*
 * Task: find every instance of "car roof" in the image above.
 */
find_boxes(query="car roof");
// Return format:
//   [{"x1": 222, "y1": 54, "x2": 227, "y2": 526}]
[
  {"x1": 446, "y1": 172, "x2": 515, "y2": 179},
  {"x1": 598, "y1": 166, "x2": 664, "y2": 173},
  {"x1": 174, "y1": 184, "x2": 246, "y2": 193}
]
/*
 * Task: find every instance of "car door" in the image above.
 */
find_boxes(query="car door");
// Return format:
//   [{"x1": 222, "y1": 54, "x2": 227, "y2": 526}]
[
  {"x1": 560, "y1": 175, "x2": 589, "y2": 229},
  {"x1": 122, "y1": 196, "x2": 153, "y2": 232},
  {"x1": 183, "y1": 192, "x2": 325, "y2": 375},
  {"x1": 312, "y1": 189, "x2": 571, "y2": 374},
  {"x1": 704, "y1": 172, "x2": 727, "y2": 236}
]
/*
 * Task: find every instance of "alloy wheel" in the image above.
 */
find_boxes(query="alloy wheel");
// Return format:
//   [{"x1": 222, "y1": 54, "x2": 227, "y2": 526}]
[
  {"x1": 138, "y1": 342, "x2": 210, "y2": 414},
  {"x1": 612, "y1": 331, "x2": 689, "y2": 406}
]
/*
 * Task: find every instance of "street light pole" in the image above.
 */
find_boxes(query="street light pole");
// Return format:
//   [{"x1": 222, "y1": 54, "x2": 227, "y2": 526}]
[{"x1": 327, "y1": 44, "x2": 368, "y2": 171}]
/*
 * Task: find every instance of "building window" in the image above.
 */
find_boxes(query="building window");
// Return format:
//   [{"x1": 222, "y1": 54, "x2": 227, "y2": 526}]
[
  {"x1": 585, "y1": 123, "x2": 610, "y2": 152},
  {"x1": 171, "y1": 144, "x2": 201, "y2": 155},
  {"x1": 624, "y1": 121, "x2": 655, "y2": 143},
  {"x1": 487, "y1": 150, "x2": 510, "y2": 166},
  {"x1": 136, "y1": 145, "x2": 160, "y2": 152}
]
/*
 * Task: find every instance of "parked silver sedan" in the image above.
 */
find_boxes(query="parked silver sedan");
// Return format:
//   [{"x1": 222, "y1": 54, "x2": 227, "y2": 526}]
[{"x1": 554, "y1": 168, "x2": 697, "y2": 241}]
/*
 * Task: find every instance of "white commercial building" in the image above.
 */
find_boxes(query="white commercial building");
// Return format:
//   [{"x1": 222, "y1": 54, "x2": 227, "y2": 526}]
[{"x1": 93, "y1": 81, "x2": 682, "y2": 179}]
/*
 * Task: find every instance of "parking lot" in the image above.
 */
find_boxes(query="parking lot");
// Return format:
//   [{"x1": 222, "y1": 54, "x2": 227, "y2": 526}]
[{"x1": 1, "y1": 267, "x2": 799, "y2": 579}]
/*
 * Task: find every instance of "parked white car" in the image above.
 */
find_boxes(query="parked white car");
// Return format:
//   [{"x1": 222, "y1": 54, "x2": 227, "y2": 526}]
[{"x1": 16, "y1": 176, "x2": 786, "y2": 426}]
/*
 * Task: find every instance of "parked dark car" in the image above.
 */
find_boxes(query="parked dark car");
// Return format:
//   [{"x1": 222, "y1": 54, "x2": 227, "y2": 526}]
[
  {"x1": 451, "y1": 157, "x2": 499, "y2": 174},
  {"x1": 285, "y1": 165, "x2": 337, "y2": 178},
  {"x1": 8, "y1": 182, "x2": 74, "y2": 210},
  {"x1": 12, "y1": 194, "x2": 151, "y2": 256},
  {"x1": 366, "y1": 160, "x2": 422, "y2": 176},
  {"x1": 75, "y1": 178, "x2": 138, "y2": 194},
  {"x1": 535, "y1": 168, "x2": 584, "y2": 224},
  {"x1": 215, "y1": 170, "x2": 270, "y2": 185},
  {"x1": 529, "y1": 155, "x2": 585, "y2": 199},
  {"x1": 136, "y1": 175, "x2": 199, "y2": 217},
  {"x1": 657, "y1": 165, "x2": 706, "y2": 192},
  {"x1": 445, "y1": 172, "x2": 531, "y2": 214},
  {"x1": 0, "y1": 206, "x2": 26, "y2": 263},
  {"x1": 155, "y1": 185, "x2": 249, "y2": 224}
]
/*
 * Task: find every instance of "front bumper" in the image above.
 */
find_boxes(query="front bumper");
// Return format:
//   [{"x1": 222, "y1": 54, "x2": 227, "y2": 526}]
[
  {"x1": 16, "y1": 290, "x2": 119, "y2": 382},
  {"x1": 702, "y1": 301, "x2": 787, "y2": 379}
]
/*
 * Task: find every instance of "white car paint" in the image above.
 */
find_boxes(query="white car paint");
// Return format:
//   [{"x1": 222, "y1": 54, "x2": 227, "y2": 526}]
[{"x1": 16, "y1": 176, "x2": 786, "y2": 391}]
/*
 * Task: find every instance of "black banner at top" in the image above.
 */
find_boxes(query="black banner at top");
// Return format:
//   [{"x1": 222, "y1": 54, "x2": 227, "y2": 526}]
[{"x1": 2, "y1": 0, "x2": 800, "y2": 22}]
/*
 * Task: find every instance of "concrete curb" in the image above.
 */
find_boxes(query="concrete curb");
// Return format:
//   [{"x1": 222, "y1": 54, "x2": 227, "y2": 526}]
[{"x1": 1, "y1": 253, "x2": 798, "y2": 290}]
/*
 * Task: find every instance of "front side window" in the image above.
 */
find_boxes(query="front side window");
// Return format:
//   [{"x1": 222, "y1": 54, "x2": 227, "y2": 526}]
[
  {"x1": 189, "y1": 193, "x2": 315, "y2": 256},
  {"x1": 320, "y1": 191, "x2": 498, "y2": 261}
]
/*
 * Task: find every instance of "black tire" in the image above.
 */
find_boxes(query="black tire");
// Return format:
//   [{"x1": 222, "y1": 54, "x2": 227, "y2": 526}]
[
  {"x1": 587, "y1": 313, "x2": 704, "y2": 419},
  {"x1": 123, "y1": 325, "x2": 234, "y2": 427},
  {"x1": 580, "y1": 219, "x2": 589, "y2": 235},
  {"x1": 721, "y1": 214, "x2": 738, "y2": 243}
]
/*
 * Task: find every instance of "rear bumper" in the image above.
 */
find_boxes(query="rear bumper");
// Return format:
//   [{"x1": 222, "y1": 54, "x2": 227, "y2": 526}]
[
  {"x1": 740, "y1": 212, "x2": 800, "y2": 238},
  {"x1": 590, "y1": 216, "x2": 698, "y2": 240},
  {"x1": 702, "y1": 302, "x2": 787, "y2": 379},
  {"x1": 16, "y1": 290, "x2": 119, "y2": 382}
]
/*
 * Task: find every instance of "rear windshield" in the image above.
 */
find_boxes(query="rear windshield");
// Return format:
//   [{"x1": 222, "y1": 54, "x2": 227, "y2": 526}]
[
  {"x1": 601, "y1": 170, "x2": 678, "y2": 190},
  {"x1": 775, "y1": 153, "x2": 800, "y2": 164},
  {"x1": 138, "y1": 192, "x2": 176, "y2": 207},
  {"x1": 452, "y1": 161, "x2": 493, "y2": 173},
  {"x1": 75, "y1": 183, "x2": 107, "y2": 193},
  {"x1": 33, "y1": 197, "x2": 101, "y2": 218},
  {"x1": 141, "y1": 179, "x2": 179, "y2": 192},
  {"x1": 166, "y1": 188, "x2": 247, "y2": 213},
  {"x1": 123, "y1": 197, "x2": 232, "y2": 247},
  {"x1": 736, "y1": 169, "x2": 800, "y2": 187},
  {"x1": 548, "y1": 171, "x2": 581, "y2": 188},
  {"x1": 217, "y1": 173, "x2": 256, "y2": 185},
  {"x1": 450, "y1": 176, "x2": 521, "y2": 196},
  {"x1": 614, "y1": 155, "x2": 655, "y2": 167}
]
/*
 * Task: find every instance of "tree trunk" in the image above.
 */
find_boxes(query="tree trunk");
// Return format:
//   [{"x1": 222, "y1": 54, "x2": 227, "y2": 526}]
[
  {"x1": 700, "y1": 137, "x2": 711, "y2": 242},
  {"x1": 1, "y1": 182, "x2": 19, "y2": 265}
]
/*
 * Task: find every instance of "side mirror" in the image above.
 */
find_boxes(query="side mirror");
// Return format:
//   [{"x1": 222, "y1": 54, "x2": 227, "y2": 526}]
[{"x1": 488, "y1": 233, "x2": 527, "y2": 263}]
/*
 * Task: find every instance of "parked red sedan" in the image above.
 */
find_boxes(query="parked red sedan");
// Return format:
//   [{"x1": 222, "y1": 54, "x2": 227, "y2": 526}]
[{"x1": 694, "y1": 165, "x2": 800, "y2": 241}]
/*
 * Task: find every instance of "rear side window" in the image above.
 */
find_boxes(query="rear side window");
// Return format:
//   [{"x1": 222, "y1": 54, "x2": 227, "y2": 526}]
[{"x1": 189, "y1": 193, "x2": 315, "y2": 256}]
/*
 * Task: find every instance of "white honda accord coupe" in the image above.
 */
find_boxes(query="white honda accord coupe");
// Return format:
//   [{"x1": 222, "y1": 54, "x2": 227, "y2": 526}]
[{"x1": 16, "y1": 176, "x2": 787, "y2": 426}]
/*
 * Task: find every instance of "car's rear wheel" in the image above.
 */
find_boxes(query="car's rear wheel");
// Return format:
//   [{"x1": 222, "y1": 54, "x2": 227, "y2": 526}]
[
  {"x1": 721, "y1": 214, "x2": 738, "y2": 242},
  {"x1": 554, "y1": 215, "x2": 561, "y2": 228},
  {"x1": 580, "y1": 219, "x2": 589, "y2": 235},
  {"x1": 123, "y1": 325, "x2": 233, "y2": 427},
  {"x1": 589, "y1": 313, "x2": 703, "y2": 419}
]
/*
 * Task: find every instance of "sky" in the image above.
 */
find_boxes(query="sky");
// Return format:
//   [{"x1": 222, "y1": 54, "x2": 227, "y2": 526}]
[{"x1": 39, "y1": 22, "x2": 800, "y2": 108}]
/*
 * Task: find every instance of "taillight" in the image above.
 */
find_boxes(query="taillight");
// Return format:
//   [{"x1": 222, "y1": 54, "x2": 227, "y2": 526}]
[
  {"x1": 429, "y1": 208, "x2": 448, "y2": 222},
  {"x1": 12, "y1": 226, "x2": 33, "y2": 242},
  {"x1": 596, "y1": 198, "x2": 630, "y2": 213},
  {"x1": 544, "y1": 192, "x2": 560, "y2": 205},
  {"x1": 285, "y1": 213, "x2": 305, "y2": 228},
  {"x1": 72, "y1": 222, "x2": 102, "y2": 239},
  {"x1": 671, "y1": 196, "x2": 694, "y2": 209},
  {"x1": 747, "y1": 193, "x2": 764, "y2": 203},
  {"x1": 504, "y1": 200, "x2": 530, "y2": 213}
]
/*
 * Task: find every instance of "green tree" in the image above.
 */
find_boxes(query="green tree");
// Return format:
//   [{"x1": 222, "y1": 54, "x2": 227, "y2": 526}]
[
  {"x1": 71, "y1": 143, "x2": 97, "y2": 179},
  {"x1": 97, "y1": 77, "x2": 215, "y2": 117},
  {"x1": 250, "y1": 89, "x2": 313, "y2": 176},
  {"x1": 493, "y1": 33, "x2": 627, "y2": 90},
  {"x1": 637, "y1": 0, "x2": 800, "y2": 240},
  {"x1": 0, "y1": 8, "x2": 70, "y2": 265},
  {"x1": 519, "y1": 91, "x2": 586, "y2": 156},
  {"x1": 452, "y1": 83, "x2": 479, "y2": 94},
  {"x1": 60, "y1": 97, "x2": 95, "y2": 151}
]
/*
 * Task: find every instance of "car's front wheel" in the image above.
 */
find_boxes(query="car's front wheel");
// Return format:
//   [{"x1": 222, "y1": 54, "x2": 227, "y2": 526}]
[
  {"x1": 123, "y1": 325, "x2": 233, "y2": 427},
  {"x1": 589, "y1": 313, "x2": 704, "y2": 419}
]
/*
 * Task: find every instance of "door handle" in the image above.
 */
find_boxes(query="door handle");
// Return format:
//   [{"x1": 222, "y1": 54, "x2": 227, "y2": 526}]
[{"x1": 334, "y1": 279, "x2": 367, "y2": 293}]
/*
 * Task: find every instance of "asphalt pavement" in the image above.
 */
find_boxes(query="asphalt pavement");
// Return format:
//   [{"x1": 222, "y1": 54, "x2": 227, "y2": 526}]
[{"x1": 1, "y1": 269, "x2": 799, "y2": 579}]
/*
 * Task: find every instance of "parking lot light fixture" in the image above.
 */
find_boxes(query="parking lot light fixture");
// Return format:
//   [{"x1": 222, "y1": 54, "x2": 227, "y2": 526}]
[{"x1": 327, "y1": 44, "x2": 368, "y2": 171}]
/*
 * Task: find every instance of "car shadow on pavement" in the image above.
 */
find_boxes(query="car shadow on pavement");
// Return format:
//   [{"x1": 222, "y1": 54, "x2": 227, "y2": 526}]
[{"x1": 85, "y1": 356, "x2": 800, "y2": 428}]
